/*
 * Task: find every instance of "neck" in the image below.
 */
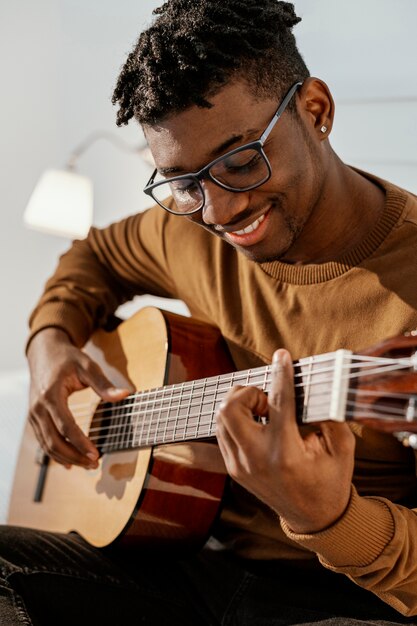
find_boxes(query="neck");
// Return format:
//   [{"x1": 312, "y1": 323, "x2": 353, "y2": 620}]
[
  {"x1": 283, "y1": 158, "x2": 386, "y2": 265},
  {"x1": 89, "y1": 345, "x2": 416, "y2": 455}
]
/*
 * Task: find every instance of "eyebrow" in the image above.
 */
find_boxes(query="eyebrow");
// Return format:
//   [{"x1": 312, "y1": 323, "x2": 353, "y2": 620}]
[{"x1": 158, "y1": 128, "x2": 259, "y2": 176}]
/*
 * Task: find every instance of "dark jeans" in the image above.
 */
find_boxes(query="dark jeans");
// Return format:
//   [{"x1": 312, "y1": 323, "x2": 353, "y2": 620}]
[{"x1": 0, "y1": 525, "x2": 416, "y2": 626}]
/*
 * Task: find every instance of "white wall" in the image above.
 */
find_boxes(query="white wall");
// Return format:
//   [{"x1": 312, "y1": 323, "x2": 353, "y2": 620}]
[
  {"x1": 0, "y1": 1, "x2": 416, "y2": 522},
  {"x1": 296, "y1": 0, "x2": 417, "y2": 190}
]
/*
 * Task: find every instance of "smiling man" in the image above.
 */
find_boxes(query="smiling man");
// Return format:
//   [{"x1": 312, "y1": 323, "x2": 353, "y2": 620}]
[{"x1": 2, "y1": 1, "x2": 417, "y2": 625}]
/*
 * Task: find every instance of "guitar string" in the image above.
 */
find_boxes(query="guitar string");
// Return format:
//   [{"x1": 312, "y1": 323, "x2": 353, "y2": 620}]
[
  {"x1": 69, "y1": 360, "x2": 416, "y2": 434},
  {"x1": 82, "y1": 387, "x2": 410, "y2": 437},
  {"x1": 66, "y1": 355, "x2": 414, "y2": 412},
  {"x1": 74, "y1": 386, "x2": 417, "y2": 447},
  {"x1": 93, "y1": 414, "x2": 411, "y2": 450},
  {"x1": 50, "y1": 358, "x2": 416, "y2": 447},
  {"x1": 68, "y1": 358, "x2": 414, "y2": 418},
  {"x1": 93, "y1": 405, "x2": 416, "y2": 450},
  {"x1": 70, "y1": 386, "x2": 415, "y2": 434},
  {"x1": 69, "y1": 365, "x2": 417, "y2": 439}
]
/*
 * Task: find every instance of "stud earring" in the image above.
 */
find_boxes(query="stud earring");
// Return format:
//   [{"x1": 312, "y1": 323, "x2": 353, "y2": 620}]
[{"x1": 320, "y1": 125, "x2": 328, "y2": 133}]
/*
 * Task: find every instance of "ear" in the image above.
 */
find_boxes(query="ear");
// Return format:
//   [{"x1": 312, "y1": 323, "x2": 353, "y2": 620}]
[{"x1": 297, "y1": 78, "x2": 335, "y2": 139}]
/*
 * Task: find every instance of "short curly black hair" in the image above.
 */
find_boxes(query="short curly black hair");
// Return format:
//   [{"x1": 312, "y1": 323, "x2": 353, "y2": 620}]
[{"x1": 112, "y1": 0, "x2": 309, "y2": 126}]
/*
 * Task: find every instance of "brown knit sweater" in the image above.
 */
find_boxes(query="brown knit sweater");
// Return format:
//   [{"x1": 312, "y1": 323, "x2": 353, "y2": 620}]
[{"x1": 29, "y1": 172, "x2": 417, "y2": 615}]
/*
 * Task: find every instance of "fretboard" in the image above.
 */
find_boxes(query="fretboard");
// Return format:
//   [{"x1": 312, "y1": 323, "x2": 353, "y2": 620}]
[{"x1": 98, "y1": 350, "x2": 349, "y2": 453}]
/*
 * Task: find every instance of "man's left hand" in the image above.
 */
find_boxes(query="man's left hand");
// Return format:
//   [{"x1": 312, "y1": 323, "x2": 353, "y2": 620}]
[{"x1": 215, "y1": 349, "x2": 355, "y2": 534}]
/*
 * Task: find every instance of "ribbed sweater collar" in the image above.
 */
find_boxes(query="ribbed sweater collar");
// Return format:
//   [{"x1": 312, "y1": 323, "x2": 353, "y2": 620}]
[{"x1": 259, "y1": 179, "x2": 408, "y2": 285}]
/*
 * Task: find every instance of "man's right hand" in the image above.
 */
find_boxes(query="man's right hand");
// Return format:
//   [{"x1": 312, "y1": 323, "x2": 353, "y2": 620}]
[{"x1": 27, "y1": 328, "x2": 131, "y2": 469}]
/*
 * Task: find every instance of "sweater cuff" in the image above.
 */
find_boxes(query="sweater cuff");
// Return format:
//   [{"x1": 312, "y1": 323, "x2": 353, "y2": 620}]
[
  {"x1": 27, "y1": 302, "x2": 92, "y2": 352},
  {"x1": 280, "y1": 486, "x2": 395, "y2": 568}
]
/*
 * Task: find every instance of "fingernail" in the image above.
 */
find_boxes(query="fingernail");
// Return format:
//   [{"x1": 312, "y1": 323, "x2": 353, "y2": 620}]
[
  {"x1": 86, "y1": 452, "x2": 98, "y2": 461},
  {"x1": 273, "y1": 350, "x2": 289, "y2": 365},
  {"x1": 107, "y1": 387, "x2": 129, "y2": 397}
]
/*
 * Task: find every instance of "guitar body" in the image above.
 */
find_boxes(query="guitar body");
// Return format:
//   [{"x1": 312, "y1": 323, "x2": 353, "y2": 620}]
[
  {"x1": 8, "y1": 308, "x2": 234, "y2": 551},
  {"x1": 10, "y1": 309, "x2": 417, "y2": 551}
]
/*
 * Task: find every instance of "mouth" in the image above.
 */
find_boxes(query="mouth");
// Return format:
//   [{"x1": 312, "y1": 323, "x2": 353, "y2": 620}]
[
  {"x1": 230, "y1": 212, "x2": 267, "y2": 235},
  {"x1": 222, "y1": 208, "x2": 271, "y2": 247}
]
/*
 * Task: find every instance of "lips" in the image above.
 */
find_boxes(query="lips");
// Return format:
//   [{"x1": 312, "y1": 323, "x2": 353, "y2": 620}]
[{"x1": 223, "y1": 208, "x2": 271, "y2": 247}]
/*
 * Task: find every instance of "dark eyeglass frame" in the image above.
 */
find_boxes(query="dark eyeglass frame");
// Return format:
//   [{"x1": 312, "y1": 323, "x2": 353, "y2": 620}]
[{"x1": 144, "y1": 81, "x2": 303, "y2": 215}]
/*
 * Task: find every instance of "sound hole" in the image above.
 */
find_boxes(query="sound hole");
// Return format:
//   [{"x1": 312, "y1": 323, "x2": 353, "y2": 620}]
[{"x1": 90, "y1": 401, "x2": 135, "y2": 455}]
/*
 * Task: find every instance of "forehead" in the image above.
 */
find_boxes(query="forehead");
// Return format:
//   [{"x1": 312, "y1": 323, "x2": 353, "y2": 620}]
[{"x1": 143, "y1": 80, "x2": 277, "y2": 173}]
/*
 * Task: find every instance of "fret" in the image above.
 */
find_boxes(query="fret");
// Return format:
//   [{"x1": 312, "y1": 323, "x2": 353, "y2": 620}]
[
  {"x1": 208, "y1": 375, "x2": 221, "y2": 437},
  {"x1": 202, "y1": 376, "x2": 216, "y2": 437},
  {"x1": 195, "y1": 378, "x2": 206, "y2": 439},
  {"x1": 109, "y1": 400, "x2": 123, "y2": 453},
  {"x1": 209, "y1": 378, "x2": 220, "y2": 435},
  {"x1": 206, "y1": 370, "x2": 236, "y2": 435},
  {"x1": 262, "y1": 366, "x2": 269, "y2": 393},
  {"x1": 137, "y1": 391, "x2": 149, "y2": 447},
  {"x1": 145, "y1": 388, "x2": 157, "y2": 446},
  {"x1": 131, "y1": 394, "x2": 142, "y2": 448},
  {"x1": 117, "y1": 400, "x2": 125, "y2": 450},
  {"x1": 172, "y1": 382, "x2": 185, "y2": 443},
  {"x1": 217, "y1": 373, "x2": 232, "y2": 398},
  {"x1": 120, "y1": 398, "x2": 131, "y2": 450},
  {"x1": 103, "y1": 353, "x2": 356, "y2": 453},
  {"x1": 151, "y1": 385, "x2": 164, "y2": 445},
  {"x1": 248, "y1": 368, "x2": 266, "y2": 389},
  {"x1": 161, "y1": 386, "x2": 174, "y2": 444},
  {"x1": 184, "y1": 379, "x2": 196, "y2": 440},
  {"x1": 119, "y1": 400, "x2": 127, "y2": 449}
]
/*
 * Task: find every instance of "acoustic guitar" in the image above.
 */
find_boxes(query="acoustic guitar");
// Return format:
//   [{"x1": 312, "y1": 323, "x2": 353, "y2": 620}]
[{"x1": 8, "y1": 307, "x2": 417, "y2": 551}]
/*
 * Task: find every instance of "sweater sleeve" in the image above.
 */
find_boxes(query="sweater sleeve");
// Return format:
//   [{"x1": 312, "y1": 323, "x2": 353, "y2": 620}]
[
  {"x1": 28, "y1": 206, "x2": 179, "y2": 348},
  {"x1": 280, "y1": 486, "x2": 417, "y2": 616}
]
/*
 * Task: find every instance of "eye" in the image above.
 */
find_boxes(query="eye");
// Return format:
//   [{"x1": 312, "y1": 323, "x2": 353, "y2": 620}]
[
  {"x1": 227, "y1": 154, "x2": 261, "y2": 173},
  {"x1": 170, "y1": 178, "x2": 198, "y2": 195},
  {"x1": 213, "y1": 149, "x2": 263, "y2": 177}
]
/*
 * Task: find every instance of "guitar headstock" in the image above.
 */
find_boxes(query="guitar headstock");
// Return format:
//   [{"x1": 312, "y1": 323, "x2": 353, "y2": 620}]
[{"x1": 353, "y1": 333, "x2": 417, "y2": 446}]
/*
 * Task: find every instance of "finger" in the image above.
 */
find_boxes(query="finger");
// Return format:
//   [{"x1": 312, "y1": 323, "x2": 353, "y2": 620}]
[
  {"x1": 35, "y1": 376, "x2": 100, "y2": 462},
  {"x1": 52, "y1": 409, "x2": 99, "y2": 463},
  {"x1": 30, "y1": 412, "x2": 75, "y2": 467},
  {"x1": 217, "y1": 386, "x2": 269, "y2": 441},
  {"x1": 317, "y1": 421, "x2": 355, "y2": 456},
  {"x1": 215, "y1": 416, "x2": 240, "y2": 474},
  {"x1": 50, "y1": 390, "x2": 100, "y2": 461},
  {"x1": 268, "y1": 350, "x2": 301, "y2": 445},
  {"x1": 32, "y1": 408, "x2": 98, "y2": 468},
  {"x1": 77, "y1": 358, "x2": 133, "y2": 402}
]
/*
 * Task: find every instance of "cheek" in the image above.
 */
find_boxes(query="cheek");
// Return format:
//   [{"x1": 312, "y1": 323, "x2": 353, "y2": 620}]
[{"x1": 268, "y1": 142, "x2": 323, "y2": 211}]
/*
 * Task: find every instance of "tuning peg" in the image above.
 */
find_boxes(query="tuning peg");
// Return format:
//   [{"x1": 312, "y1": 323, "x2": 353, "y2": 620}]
[{"x1": 395, "y1": 431, "x2": 417, "y2": 449}]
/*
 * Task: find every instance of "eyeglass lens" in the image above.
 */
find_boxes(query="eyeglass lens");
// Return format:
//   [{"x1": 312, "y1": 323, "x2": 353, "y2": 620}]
[{"x1": 152, "y1": 147, "x2": 270, "y2": 214}]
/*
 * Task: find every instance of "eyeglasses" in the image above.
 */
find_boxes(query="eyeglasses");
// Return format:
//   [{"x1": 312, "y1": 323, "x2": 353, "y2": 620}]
[{"x1": 144, "y1": 81, "x2": 302, "y2": 215}]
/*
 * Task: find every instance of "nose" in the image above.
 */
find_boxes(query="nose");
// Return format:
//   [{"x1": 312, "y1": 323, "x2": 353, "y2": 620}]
[{"x1": 201, "y1": 180, "x2": 250, "y2": 227}]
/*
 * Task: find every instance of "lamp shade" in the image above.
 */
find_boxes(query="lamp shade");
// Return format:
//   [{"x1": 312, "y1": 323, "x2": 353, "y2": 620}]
[{"x1": 24, "y1": 169, "x2": 93, "y2": 239}]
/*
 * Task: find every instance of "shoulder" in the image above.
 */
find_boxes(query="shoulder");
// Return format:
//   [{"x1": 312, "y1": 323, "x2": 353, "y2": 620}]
[{"x1": 357, "y1": 169, "x2": 417, "y2": 227}]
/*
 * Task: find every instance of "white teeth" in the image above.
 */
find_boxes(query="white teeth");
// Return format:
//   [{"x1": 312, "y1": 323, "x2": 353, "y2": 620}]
[{"x1": 232, "y1": 213, "x2": 266, "y2": 236}]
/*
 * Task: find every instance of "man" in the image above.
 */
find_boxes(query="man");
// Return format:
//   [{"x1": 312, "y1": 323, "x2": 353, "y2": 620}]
[{"x1": 2, "y1": 1, "x2": 417, "y2": 623}]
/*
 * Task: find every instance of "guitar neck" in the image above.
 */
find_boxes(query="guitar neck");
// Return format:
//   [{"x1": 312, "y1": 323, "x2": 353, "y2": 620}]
[{"x1": 99, "y1": 349, "x2": 353, "y2": 453}]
